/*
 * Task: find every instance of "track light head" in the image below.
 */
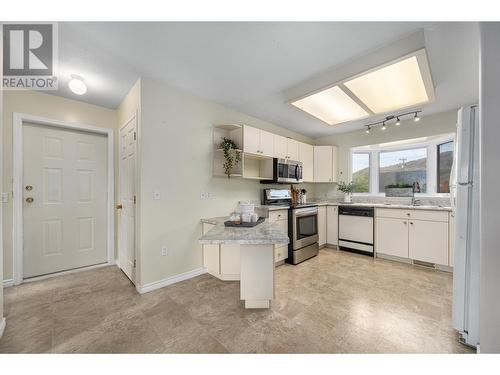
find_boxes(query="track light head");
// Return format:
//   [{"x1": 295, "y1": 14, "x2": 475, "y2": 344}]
[
  {"x1": 381, "y1": 121, "x2": 387, "y2": 130},
  {"x1": 365, "y1": 126, "x2": 370, "y2": 134},
  {"x1": 413, "y1": 112, "x2": 420, "y2": 122},
  {"x1": 395, "y1": 117, "x2": 401, "y2": 126}
]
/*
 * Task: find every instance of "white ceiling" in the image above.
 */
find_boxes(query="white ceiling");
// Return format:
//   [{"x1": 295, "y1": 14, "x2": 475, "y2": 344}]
[{"x1": 51, "y1": 22, "x2": 479, "y2": 138}]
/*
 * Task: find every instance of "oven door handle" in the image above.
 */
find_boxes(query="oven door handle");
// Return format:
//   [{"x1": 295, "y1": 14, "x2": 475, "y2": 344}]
[
  {"x1": 294, "y1": 164, "x2": 299, "y2": 181},
  {"x1": 294, "y1": 209, "x2": 318, "y2": 217}
]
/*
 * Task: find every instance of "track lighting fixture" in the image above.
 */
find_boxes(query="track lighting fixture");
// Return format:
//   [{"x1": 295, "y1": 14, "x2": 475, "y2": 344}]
[{"x1": 363, "y1": 110, "x2": 421, "y2": 134}]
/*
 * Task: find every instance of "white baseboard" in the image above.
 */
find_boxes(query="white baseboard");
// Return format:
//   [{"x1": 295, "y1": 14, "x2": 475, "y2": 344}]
[
  {"x1": 0, "y1": 318, "x2": 6, "y2": 339},
  {"x1": 3, "y1": 279, "x2": 14, "y2": 288},
  {"x1": 136, "y1": 267, "x2": 207, "y2": 294}
]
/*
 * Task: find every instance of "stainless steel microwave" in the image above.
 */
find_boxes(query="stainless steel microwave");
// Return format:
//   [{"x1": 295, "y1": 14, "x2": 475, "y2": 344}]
[{"x1": 261, "y1": 158, "x2": 303, "y2": 184}]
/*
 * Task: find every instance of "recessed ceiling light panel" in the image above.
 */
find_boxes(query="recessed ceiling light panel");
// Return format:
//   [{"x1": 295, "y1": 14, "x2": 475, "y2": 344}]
[
  {"x1": 288, "y1": 48, "x2": 435, "y2": 127},
  {"x1": 291, "y1": 86, "x2": 369, "y2": 125},
  {"x1": 344, "y1": 53, "x2": 431, "y2": 114}
]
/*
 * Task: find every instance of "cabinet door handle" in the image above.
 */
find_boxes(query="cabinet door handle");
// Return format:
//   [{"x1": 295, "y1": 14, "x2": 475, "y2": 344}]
[
  {"x1": 410, "y1": 222, "x2": 414, "y2": 225},
  {"x1": 407, "y1": 213, "x2": 411, "y2": 216}
]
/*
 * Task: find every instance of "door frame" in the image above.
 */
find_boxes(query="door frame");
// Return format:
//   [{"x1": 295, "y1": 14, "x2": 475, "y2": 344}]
[{"x1": 12, "y1": 112, "x2": 115, "y2": 285}]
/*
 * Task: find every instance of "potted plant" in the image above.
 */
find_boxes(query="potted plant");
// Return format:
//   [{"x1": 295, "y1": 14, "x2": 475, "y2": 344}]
[
  {"x1": 385, "y1": 183, "x2": 414, "y2": 197},
  {"x1": 219, "y1": 137, "x2": 241, "y2": 178},
  {"x1": 337, "y1": 181, "x2": 354, "y2": 203}
]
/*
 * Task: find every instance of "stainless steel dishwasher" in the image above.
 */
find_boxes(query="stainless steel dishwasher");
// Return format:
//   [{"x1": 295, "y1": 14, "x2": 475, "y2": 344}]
[{"x1": 338, "y1": 206, "x2": 374, "y2": 256}]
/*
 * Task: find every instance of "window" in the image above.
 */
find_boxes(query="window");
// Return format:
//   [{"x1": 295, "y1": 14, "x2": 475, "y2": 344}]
[
  {"x1": 349, "y1": 135, "x2": 454, "y2": 196},
  {"x1": 437, "y1": 141, "x2": 454, "y2": 193},
  {"x1": 379, "y1": 148, "x2": 427, "y2": 193},
  {"x1": 351, "y1": 153, "x2": 370, "y2": 193}
]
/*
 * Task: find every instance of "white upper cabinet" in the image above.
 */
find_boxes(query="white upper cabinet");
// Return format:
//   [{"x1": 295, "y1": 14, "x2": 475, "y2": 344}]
[
  {"x1": 273, "y1": 134, "x2": 288, "y2": 159},
  {"x1": 243, "y1": 125, "x2": 274, "y2": 157},
  {"x1": 260, "y1": 130, "x2": 274, "y2": 157},
  {"x1": 314, "y1": 146, "x2": 333, "y2": 182},
  {"x1": 273, "y1": 134, "x2": 300, "y2": 161},
  {"x1": 313, "y1": 145, "x2": 338, "y2": 183},
  {"x1": 287, "y1": 138, "x2": 300, "y2": 161},
  {"x1": 243, "y1": 125, "x2": 261, "y2": 155},
  {"x1": 331, "y1": 146, "x2": 338, "y2": 183},
  {"x1": 299, "y1": 142, "x2": 314, "y2": 182}
]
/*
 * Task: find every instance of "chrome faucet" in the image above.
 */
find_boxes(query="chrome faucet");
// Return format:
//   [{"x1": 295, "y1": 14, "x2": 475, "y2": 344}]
[{"x1": 411, "y1": 197, "x2": 421, "y2": 206}]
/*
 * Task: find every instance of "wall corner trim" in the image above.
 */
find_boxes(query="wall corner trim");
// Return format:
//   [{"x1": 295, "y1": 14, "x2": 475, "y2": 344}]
[
  {"x1": 0, "y1": 318, "x2": 6, "y2": 339},
  {"x1": 135, "y1": 267, "x2": 207, "y2": 294},
  {"x1": 3, "y1": 279, "x2": 14, "y2": 288}
]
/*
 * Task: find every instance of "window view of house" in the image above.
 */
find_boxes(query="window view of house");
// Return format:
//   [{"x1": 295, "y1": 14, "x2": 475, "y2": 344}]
[
  {"x1": 437, "y1": 141, "x2": 454, "y2": 193},
  {"x1": 351, "y1": 152, "x2": 370, "y2": 192},
  {"x1": 379, "y1": 148, "x2": 428, "y2": 193}
]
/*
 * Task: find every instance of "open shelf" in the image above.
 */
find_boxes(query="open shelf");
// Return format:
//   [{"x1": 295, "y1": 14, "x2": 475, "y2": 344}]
[
  {"x1": 213, "y1": 124, "x2": 244, "y2": 178},
  {"x1": 242, "y1": 153, "x2": 273, "y2": 180},
  {"x1": 215, "y1": 148, "x2": 243, "y2": 153}
]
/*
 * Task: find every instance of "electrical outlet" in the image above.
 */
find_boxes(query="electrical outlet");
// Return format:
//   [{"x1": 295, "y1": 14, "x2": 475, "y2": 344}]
[
  {"x1": 161, "y1": 246, "x2": 168, "y2": 256},
  {"x1": 153, "y1": 190, "x2": 161, "y2": 200},
  {"x1": 200, "y1": 192, "x2": 210, "y2": 200}
]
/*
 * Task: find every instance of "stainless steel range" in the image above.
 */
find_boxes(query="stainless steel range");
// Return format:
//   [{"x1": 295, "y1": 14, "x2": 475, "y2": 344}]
[
  {"x1": 288, "y1": 204, "x2": 319, "y2": 264},
  {"x1": 262, "y1": 188, "x2": 319, "y2": 265}
]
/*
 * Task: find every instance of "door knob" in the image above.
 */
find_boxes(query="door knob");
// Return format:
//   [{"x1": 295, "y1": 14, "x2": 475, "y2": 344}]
[
  {"x1": 116, "y1": 204, "x2": 123, "y2": 209},
  {"x1": 26, "y1": 197, "x2": 34, "y2": 203}
]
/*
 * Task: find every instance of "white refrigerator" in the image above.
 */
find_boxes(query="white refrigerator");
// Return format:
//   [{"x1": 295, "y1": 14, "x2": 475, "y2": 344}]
[{"x1": 451, "y1": 105, "x2": 480, "y2": 349}]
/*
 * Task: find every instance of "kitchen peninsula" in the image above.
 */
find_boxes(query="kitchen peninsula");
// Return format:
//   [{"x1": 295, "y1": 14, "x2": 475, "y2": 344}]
[{"x1": 199, "y1": 217, "x2": 289, "y2": 308}]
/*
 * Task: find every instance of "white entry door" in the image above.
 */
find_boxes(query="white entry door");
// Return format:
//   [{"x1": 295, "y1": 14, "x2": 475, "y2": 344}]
[
  {"x1": 118, "y1": 116, "x2": 137, "y2": 283},
  {"x1": 23, "y1": 122, "x2": 108, "y2": 278}
]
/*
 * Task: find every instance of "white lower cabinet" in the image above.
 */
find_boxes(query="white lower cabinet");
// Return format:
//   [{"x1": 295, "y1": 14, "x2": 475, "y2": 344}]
[
  {"x1": 409, "y1": 220, "x2": 448, "y2": 265},
  {"x1": 202, "y1": 222, "x2": 240, "y2": 280},
  {"x1": 318, "y1": 206, "x2": 327, "y2": 247},
  {"x1": 220, "y1": 244, "x2": 241, "y2": 277},
  {"x1": 275, "y1": 245, "x2": 288, "y2": 263},
  {"x1": 375, "y1": 217, "x2": 409, "y2": 258},
  {"x1": 375, "y1": 208, "x2": 449, "y2": 266},
  {"x1": 268, "y1": 209, "x2": 289, "y2": 264},
  {"x1": 326, "y1": 205, "x2": 338, "y2": 246}
]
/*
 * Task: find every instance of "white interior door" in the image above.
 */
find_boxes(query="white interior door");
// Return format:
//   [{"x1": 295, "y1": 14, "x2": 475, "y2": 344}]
[
  {"x1": 23, "y1": 122, "x2": 108, "y2": 278},
  {"x1": 118, "y1": 116, "x2": 137, "y2": 283}
]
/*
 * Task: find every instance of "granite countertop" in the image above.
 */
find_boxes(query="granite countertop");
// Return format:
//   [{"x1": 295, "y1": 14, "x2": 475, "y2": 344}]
[
  {"x1": 309, "y1": 201, "x2": 452, "y2": 211},
  {"x1": 199, "y1": 217, "x2": 290, "y2": 245}
]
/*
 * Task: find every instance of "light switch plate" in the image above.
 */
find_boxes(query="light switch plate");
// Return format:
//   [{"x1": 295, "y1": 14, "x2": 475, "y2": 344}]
[{"x1": 153, "y1": 190, "x2": 161, "y2": 200}]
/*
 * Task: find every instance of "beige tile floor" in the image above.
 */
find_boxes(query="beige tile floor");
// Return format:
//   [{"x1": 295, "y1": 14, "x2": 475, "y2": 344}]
[{"x1": 0, "y1": 248, "x2": 475, "y2": 353}]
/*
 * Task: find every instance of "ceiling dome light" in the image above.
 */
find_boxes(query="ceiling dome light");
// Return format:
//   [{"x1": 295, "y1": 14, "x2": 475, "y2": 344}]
[
  {"x1": 395, "y1": 117, "x2": 401, "y2": 125},
  {"x1": 69, "y1": 75, "x2": 87, "y2": 95},
  {"x1": 413, "y1": 112, "x2": 420, "y2": 122}
]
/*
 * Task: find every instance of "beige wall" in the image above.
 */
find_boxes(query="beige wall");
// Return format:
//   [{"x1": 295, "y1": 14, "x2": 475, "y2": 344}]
[
  {"x1": 2, "y1": 91, "x2": 117, "y2": 280},
  {"x1": 313, "y1": 110, "x2": 459, "y2": 198},
  {"x1": 137, "y1": 78, "x2": 314, "y2": 286}
]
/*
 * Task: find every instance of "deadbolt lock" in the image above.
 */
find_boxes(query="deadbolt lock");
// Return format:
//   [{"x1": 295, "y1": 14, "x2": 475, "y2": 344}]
[
  {"x1": 25, "y1": 185, "x2": 33, "y2": 191},
  {"x1": 26, "y1": 197, "x2": 34, "y2": 203}
]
